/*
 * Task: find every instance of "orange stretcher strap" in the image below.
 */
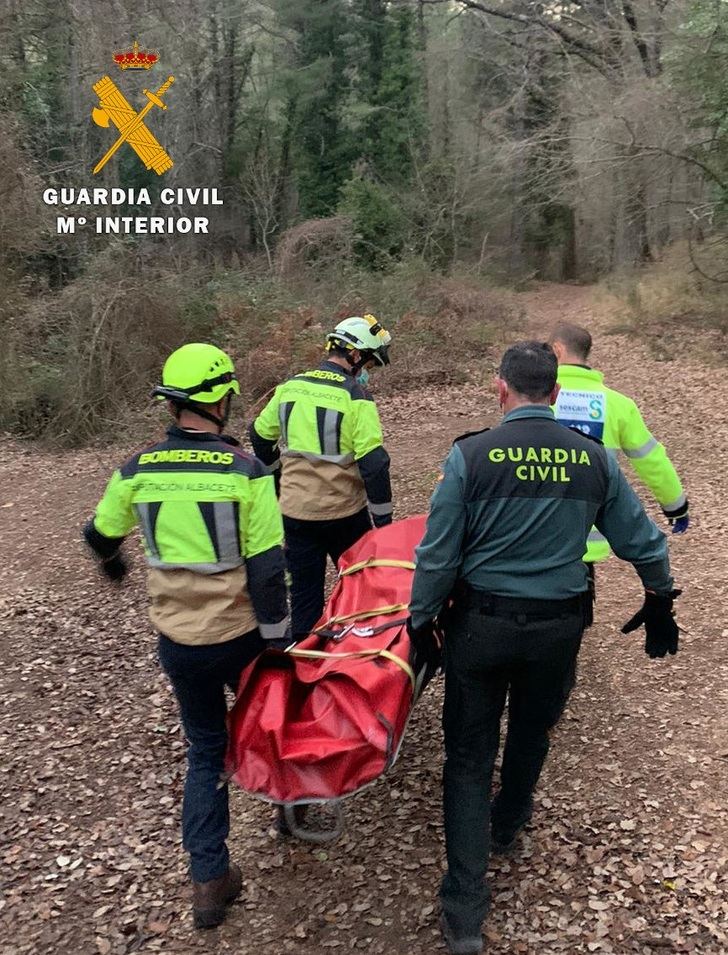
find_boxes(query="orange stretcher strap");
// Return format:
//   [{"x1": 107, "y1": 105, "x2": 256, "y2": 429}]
[
  {"x1": 287, "y1": 646, "x2": 415, "y2": 691},
  {"x1": 339, "y1": 558, "x2": 416, "y2": 577},
  {"x1": 313, "y1": 603, "x2": 410, "y2": 630}
]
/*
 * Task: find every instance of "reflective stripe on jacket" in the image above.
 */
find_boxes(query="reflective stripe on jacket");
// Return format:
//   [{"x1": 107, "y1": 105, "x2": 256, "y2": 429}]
[
  {"x1": 86, "y1": 426, "x2": 288, "y2": 645},
  {"x1": 554, "y1": 365, "x2": 685, "y2": 562},
  {"x1": 250, "y1": 360, "x2": 392, "y2": 521}
]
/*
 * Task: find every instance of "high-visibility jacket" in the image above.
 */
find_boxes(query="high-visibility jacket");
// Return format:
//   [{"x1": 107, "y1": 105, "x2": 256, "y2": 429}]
[
  {"x1": 554, "y1": 364, "x2": 686, "y2": 562},
  {"x1": 250, "y1": 360, "x2": 392, "y2": 524},
  {"x1": 83, "y1": 426, "x2": 289, "y2": 646}
]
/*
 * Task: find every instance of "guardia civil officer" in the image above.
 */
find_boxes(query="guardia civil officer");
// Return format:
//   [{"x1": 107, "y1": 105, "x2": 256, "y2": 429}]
[
  {"x1": 250, "y1": 315, "x2": 393, "y2": 639},
  {"x1": 407, "y1": 341, "x2": 681, "y2": 955},
  {"x1": 551, "y1": 322, "x2": 689, "y2": 563},
  {"x1": 83, "y1": 344, "x2": 290, "y2": 930}
]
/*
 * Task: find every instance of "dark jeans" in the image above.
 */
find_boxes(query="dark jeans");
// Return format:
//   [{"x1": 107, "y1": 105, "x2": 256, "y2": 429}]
[
  {"x1": 283, "y1": 507, "x2": 372, "y2": 638},
  {"x1": 158, "y1": 629, "x2": 265, "y2": 883},
  {"x1": 440, "y1": 605, "x2": 583, "y2": 935}
]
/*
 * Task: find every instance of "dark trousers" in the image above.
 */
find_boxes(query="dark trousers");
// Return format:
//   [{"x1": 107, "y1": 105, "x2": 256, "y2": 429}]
[
  {"x1": 440, "y1": 605, "x2": 584, "y2": 935},
  {"x1": 158, "y1": 629, "x2": 265, "y2": 883},
  {"x1": 585, "y1": 561, "x2": 596, "y2": 626},
  {"x1": 283, "y1": 507, "x2": 372, "y2": 638}
]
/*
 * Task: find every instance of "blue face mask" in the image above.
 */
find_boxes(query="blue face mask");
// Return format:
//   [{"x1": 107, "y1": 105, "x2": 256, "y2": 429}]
[{"x1": 356, "y1": 368, "x2": 370, "y2": 388}]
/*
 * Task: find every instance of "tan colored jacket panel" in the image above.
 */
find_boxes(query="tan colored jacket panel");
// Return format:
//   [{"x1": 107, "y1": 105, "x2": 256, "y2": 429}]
[
  {"x1": 279, "y1": 456, "x2": 367, "y2": 520},
  {"x1": 146, "y1": 566, "x2": 258, "y2": 645}
]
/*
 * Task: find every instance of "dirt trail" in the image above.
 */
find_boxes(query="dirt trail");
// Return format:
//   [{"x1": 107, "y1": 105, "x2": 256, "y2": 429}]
[{"x1": 1, "y1": 284, "x2": 726, "y2": 955}]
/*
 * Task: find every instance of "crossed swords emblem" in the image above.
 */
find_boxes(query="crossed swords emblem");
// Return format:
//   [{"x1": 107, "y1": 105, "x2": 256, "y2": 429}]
[{"x1": 91, "y1": 75, "x2": 175, "y2": 175}]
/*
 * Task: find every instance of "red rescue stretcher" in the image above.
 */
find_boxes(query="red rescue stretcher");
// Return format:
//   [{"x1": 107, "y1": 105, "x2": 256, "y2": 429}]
[{"x1": 225, "y1": 515, "x2": 429, "y2": 839}]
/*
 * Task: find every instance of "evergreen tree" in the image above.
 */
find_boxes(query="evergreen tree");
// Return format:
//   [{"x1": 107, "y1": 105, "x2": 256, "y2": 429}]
[
  {"x1": 338, "y1": 3, "x2": 428, "y2": 269},
  {"x1": 372, "y1": 6, "x2": 425, "y2": 183},
  {"x1": 288, "y1": 0, "x2": 355, "y2": 217},
  {"x1": 351, "y1": 0, "x2": 388, "y2": 166}
]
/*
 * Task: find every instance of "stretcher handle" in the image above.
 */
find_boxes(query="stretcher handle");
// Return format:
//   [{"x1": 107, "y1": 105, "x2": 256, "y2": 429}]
[
  {"x1": 282, "y1": 801, "x2": 344, "y2": 844},
  {"x1": 315, "y1": 616, "x2": 410, "y2": 641},
  {"x1": 313, "y1": 602, "x2": 409, "y2": 632}
]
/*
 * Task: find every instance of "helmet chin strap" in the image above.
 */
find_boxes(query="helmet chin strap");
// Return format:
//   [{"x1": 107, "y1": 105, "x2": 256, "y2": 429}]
[
  {"x1": 173, "y1": 394, "x2": 232, "y2": 431},
  {"x1": 347, "y1": 350, "x2": 369, "y2": 374}
]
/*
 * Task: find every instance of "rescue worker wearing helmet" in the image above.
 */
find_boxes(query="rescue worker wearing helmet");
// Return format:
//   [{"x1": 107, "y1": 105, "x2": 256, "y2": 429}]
[
  {"x1": 82, "y1": 343, "x2": 289, "y2": 930},
  {"x1": 250, "y1": 315, "x2": 393, "y2": 639}
]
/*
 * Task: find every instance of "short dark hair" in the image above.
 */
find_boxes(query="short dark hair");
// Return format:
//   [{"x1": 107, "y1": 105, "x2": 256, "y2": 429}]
[
  {"x1": 550, "y1": 322, "x2": 592, "y2": 361},
  {"x1": 499, "y1": 341, "x2": 557, "y2": 400}
]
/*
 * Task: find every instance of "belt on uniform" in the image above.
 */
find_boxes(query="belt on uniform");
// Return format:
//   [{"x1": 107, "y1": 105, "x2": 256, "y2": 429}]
[{"x1": 453, "y1": 584, "x2": 586, "y2": 621}]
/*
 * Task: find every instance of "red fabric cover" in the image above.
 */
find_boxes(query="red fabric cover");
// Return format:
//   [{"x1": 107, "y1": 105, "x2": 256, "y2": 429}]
[{"x1": 225, "y1": 515, "x2": 426, "y2": 803}]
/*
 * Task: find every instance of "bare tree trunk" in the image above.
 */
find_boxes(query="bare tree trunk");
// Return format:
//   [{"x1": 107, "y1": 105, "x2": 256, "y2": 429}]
[
  {"x1": 561, "y1": 206, "x2": 576, "y2": 280},
  {"x1": 417, "y1": 0, "x2": 430, "y2": 157},
  {"x1": 626, "y1": 153, "x2": 652, "y2": 263},
  {"x1": 274, "y1": 95, "x2": 298, "y2": 228}
]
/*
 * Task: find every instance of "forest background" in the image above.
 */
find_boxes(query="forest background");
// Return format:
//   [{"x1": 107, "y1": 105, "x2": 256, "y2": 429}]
[{"x1": 2, "y1": 0, "x2": 728, "y2": 444}]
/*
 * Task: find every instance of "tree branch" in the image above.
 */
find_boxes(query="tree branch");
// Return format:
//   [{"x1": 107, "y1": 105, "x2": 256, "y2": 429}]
[
  {"x1": 621, "y1": 0, "x2": 656, "y2": 77},
  {"x1": 422, "y1": 0, "x2": 612, "y2": 75}
]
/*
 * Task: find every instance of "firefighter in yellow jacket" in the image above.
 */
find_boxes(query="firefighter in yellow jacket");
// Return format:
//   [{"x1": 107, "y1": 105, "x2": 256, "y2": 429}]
[
  {"x1": 550, "y1": 323, "x2": 689, "y2": 564},
  {"x1": 83, "y1": 343, "x2": 289, "y2": 930},
  {"x1": 250, "y1": 315, "x2": 393, "y2": 639}
]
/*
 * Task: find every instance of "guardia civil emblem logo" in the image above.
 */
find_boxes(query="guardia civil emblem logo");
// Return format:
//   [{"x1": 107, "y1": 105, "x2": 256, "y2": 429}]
[{"x1": 91, "y1": 40, "x2": 175, "y2": 176}]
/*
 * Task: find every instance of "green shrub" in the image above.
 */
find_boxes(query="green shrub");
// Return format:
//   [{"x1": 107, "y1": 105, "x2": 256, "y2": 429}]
[
  {"x1": 338, "y1": 177, "x2": 406, "y2": 269},
  {"x1": 0, "y1": 244, "x2": 522, "y2": 444},
  {"x1": 0, "y1": 247, "x2": 217, "y2": 444}
]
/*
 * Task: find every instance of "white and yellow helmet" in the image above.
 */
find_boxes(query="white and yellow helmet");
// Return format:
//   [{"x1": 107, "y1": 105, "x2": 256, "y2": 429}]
[{"x1": 326, "y1": 314, "x2": 392, "y2": 366}]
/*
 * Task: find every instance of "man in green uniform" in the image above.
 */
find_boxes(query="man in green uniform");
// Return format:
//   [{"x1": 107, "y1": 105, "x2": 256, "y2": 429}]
[
  {"x1": 250, "y1": 315, "x2": 393, "y2": 639},
  {"x1": 83, "y1": 343, "x2": 289, "y2": 930},
  {"x1": 551, "y1": 322, "x2": 689, "y2": 563},
  {"x1": 408, "y1": 341, "x2": 681, "y2": 954}
]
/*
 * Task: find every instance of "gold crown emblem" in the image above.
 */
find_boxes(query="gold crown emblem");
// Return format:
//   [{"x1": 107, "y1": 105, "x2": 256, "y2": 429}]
[{"x1": 113, "y1": 39, "x2": 159, "y2": 71}]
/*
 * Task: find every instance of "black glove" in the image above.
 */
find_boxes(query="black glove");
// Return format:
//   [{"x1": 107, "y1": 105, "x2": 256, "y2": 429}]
[
  {"x1": 101, "y1": 553, "x2": 127, "y2": 582},
  {"x1": 372, "y1": 512, "x2": 393, "y2": 529},
  {"x1": 406, "y1": 617, "x2": 442, "y2": 675},
  {"x1": 621, "y1": 589, "x2": 682, "y2": 658},
  {"x1": 264, "y1": 622, "x2": 294, "y2": 651}
]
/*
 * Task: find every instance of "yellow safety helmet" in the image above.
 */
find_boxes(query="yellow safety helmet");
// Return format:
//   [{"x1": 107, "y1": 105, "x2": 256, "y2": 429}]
[{"x1": 153, "y1": 343, "x2": 240, "y2": 404}]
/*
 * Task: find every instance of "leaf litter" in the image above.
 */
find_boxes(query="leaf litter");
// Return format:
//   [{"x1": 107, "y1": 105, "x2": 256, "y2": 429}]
[{"x1": 1, "y1": 285, "x2": 727, "y2": 953}]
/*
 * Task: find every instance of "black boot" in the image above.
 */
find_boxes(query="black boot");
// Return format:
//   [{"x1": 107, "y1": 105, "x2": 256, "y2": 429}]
[
  {"x1": 440, "y1": 912, "x2": 484, "y2": 954},
  {"x1": 490, "y1": 798, "x2": 533, "y2": 854}
]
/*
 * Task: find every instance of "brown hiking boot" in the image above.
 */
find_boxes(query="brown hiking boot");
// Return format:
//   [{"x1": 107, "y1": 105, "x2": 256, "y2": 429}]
[{"x1": 192, "y1": 863, "x2": 242, "y2": 929}]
